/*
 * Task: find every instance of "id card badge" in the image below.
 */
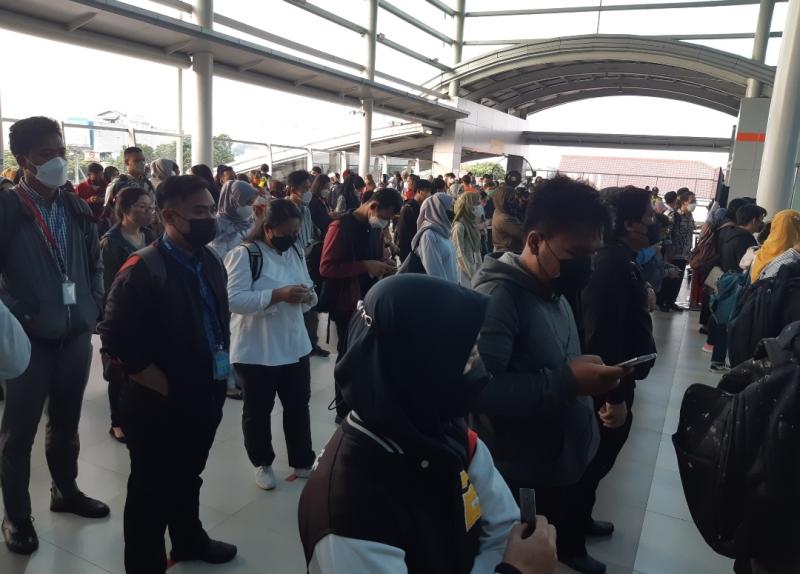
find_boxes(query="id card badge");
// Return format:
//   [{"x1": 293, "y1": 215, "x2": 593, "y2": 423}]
[
  {"x1": 62, "y1": 281, "x2": 77, "y2": 306},
  {"x1": 212, "y1": 349, "x2": 231, "y2": 380}
]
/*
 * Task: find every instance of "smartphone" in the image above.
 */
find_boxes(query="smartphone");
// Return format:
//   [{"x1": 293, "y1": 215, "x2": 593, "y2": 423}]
[
  {"x1": 519, "y1": 488, "x2": 536, "y2": 537},
  {"x1": 615, "y1": 353, "x2": 658, "y2": 368}
]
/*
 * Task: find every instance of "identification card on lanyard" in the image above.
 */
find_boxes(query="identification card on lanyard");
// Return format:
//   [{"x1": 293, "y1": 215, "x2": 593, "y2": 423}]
[
  {"x1": 62, "y1": 280, "x2": 77, "y2": 306},
  {"x1": 212, "y1": 347, "x2": 231, "y2": 381}
]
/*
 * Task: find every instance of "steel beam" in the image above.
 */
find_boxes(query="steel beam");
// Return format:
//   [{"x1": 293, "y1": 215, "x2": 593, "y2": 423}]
[
  {"x1": 449, "y1": 0, "x2": 466, "y2": 97},
  {"x1": 377, "y1": 34, "x2": 453, "y2": 72},
  {"x1": 281, "y1": 0, "x2": 367, "y2": 35},
  {"x1": 746, "y1": 0, "x2": 776, "y2": 97},
  {"x1": 360, "y1": 0, "x2": 378, "y2": 178},
  {"x1": 378, "y1": 0, "x2": 454, "y2": 45},
  {"x1": 464, "y1": 31, "x2": 783, "y2": 45},
  {"x1": 524, "y1": 131, "x2": 731, "y2": 152},
  {"x1": 466, "y1": 0, "x2": 787, "y2": 17},
  {"x1": 425, "y1": 0, "x2": 456, "y2": 17}
]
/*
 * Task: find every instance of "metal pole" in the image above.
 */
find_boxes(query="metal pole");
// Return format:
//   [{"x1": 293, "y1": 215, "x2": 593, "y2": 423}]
[
  {"x1": 756, "y1": 0, "x2": 800, "y2": 214},
  {"x1": 747, "y1": 0, "x2": 776, "y2": 97},
  {"x1": 359, "y1": 0, "x2": 378, "y2": 178},
  {"x1": 193, "y1": 0, "x2": 214, "y2": 167},
  {"x1": 176, "y1": 68, "x2": 184, "y2": 172},
  {"x1": 449, "y1": 0, "x2": 466, "y2": 98},
  {"x1": 0, "y1": 86, "x2": 4, "y2": 171}
]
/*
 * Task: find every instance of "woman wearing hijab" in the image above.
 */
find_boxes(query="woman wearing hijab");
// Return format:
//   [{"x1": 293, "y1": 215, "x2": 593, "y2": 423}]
[
  {"x1": 150, "y1": 158, "x2": 179, "y2": 191},
  {"x1": 210, "y1": 180, "x2": 259, "y2": 258},
  {"x1": 452, "y1": 192, "x2": 483, "y2": 287},
  {"x1": 400, "y1": 193, "x2": 458, "y2": 282},
  {"x1": 752, "y1": 209, "x2": 800, "y2": 281},
  {"x1": 298, "y1": 274, "x2": 557, "y2": 574}
]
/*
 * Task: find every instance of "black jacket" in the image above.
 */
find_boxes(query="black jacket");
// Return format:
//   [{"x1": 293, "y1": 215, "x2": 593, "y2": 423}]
[
  {"x1": 471, "y1": 252, "x2": 598, "y2": 486},
  {"x1": 582, "y1": 242, "x2": 656, "y2": 405},
  {"x1": 0, "y1": 186, "x2": 103, "y2": 341},
  {"x1": 396, "y1": 198, "x2": 421, "y2": 262},
  {"x1": 99, "y1": 224, "x2": 158, "y2": 296},
  {"x1": 308, "y1": 196, "x2": 332, "y2": 241},
  {"x1": 99, "y1": 240, "x2": 230, "y2": 408},
  {"x1": 717, "y1": 226, "x2": 757, "y2": 272}
]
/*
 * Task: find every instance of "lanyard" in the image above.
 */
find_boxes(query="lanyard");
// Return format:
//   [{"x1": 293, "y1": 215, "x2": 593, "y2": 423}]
[{"x1": 17, "y1": 187, "x2": 68, "y2": 277}]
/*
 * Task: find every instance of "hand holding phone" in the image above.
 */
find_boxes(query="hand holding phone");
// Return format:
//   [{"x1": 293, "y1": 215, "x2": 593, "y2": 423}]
[
  {"x1": 519, "y1": 488, "x2": 537, "y2": 537},
  {"x1": 614, "y1": 353, "x2": 658, "y2": 368}
]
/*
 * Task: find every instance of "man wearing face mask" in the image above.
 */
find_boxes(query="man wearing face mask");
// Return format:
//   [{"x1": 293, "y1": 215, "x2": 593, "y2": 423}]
[
  {"x1": 104, "y1": 147, "x2": 154, "y2": 208},
  {"x1": 319, "y1": 188, "x2": 403, "y2": 421},
  {"x1": 99, "y1": 175, "x2": 237, "y2": 572},
  {"x1": 75, "y1": 162, "x2": 107, "y2": 217},
  {"x1": 567, "y1": 187, "x2": 658, "y2": 574},
  {"x1": 471, "y1": 176, "x2": 627, "y2": 573},
  {"x1": 0, "y1": 117, "x2": 107, "y2": 554}
]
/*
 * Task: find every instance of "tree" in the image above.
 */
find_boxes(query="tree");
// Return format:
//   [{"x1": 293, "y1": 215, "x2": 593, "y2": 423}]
[
  {"x1": 147, "y1": 135, "x2": 234, "y2": 172},
  {"x1": 461, "y1": 161, "x2": 505, "y2": 181}
]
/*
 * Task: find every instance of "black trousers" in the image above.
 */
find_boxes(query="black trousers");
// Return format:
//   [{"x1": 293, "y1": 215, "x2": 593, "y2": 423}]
[
  {"x1": 0, "y1": 333, "x2": 92, "y2": 524},
  {"x1": 657, "y1": 258, "x2": 688, "y2": 307},
  {"x1": 506, "y1": 395, "x2": 635, "y2": 558},
  {"x1": 102, "y1": 353, "x2": 125, "y2": 428},
  {"x1": 121, "y1": 379, "x2": 226, "y2": 574},
  {"x1": 304, "y1": 309, "x2": 320, "y2": 349},
  {"x1": 333, "y1": 319, "x2": 351, "y2": 420},
  {"x1": 235, "y1": 358, "x2": 315, "y2": 470}
]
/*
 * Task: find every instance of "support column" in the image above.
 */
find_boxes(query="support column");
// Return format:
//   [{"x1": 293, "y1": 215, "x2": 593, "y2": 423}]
[
  {"x1": 192, "y1": 0, "x2": 214, "y2": 167},
  {"x1": 746, "y1": 0, "x2": 776, "y2": 97},
  {"x1": 0, "y1": 86, "x2": 4, "y2": 171},
  {"x1": 756, "y1": 0, "x2": 800, "y2": 214},
  {"x1": 358, "y1": 0, "x2": 378, "y2": 178},
  {"x1": 449, "y1": 0, "x2": 466, "y2": 98},
  {"x1": 176, "y1": 68, "x2": 184, "y2": 172}
]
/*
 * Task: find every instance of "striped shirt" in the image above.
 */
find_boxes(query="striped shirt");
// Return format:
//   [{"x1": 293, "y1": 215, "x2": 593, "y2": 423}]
[
  {"x1": 760, "y1": 248, "x2": 800, "y2": 280},
  {"x1": 18, "y1": 181, "x2": 68, "y2": 268}
]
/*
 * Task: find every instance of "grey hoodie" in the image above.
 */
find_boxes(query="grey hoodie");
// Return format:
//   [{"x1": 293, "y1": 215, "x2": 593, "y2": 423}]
[{"x1": 470, "y1": 252, "x2": 599, "y2": 486}]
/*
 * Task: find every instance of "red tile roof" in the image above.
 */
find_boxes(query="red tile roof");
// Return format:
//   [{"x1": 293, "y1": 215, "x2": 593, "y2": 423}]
[{"x1": 556, "y1": 155, "x2": 720, "y2": 198}]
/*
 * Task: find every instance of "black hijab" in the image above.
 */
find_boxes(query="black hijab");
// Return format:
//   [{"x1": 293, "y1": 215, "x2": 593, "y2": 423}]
[{"x1": 335, "y1": 274, "x2": 490, "y2": 458}]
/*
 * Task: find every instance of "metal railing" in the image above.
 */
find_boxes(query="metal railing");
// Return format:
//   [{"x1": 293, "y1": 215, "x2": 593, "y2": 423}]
[{"x1": 534, "y1": 168, "x2": 720, "y2": 199}]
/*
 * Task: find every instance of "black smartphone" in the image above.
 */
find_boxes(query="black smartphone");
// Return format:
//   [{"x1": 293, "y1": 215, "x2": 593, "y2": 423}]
[{"x1": 519, "y1": 487, "x2": 536, "y2": 537}]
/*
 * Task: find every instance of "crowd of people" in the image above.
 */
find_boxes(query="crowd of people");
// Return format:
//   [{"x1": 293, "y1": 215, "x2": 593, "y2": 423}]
[{"x1": 1, "y1": 115, "x2": 798, "y2": 574}]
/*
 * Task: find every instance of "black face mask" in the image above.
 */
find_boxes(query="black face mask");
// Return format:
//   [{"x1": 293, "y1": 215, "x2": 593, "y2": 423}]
[
  {"x1": 270, "y1": 233, "x2": 298, "y2": 253},
  {"x1": 555, "y1": 255, "x2": 593, "y2": 294},
  {"x1": 178, "y1": 216, "x2": 217, "y2": 248}
]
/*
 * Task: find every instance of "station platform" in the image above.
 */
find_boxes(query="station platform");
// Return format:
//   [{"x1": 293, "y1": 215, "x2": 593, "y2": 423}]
[{"x1": 0, "y1": 308, "x2": 734, "y2": 574}]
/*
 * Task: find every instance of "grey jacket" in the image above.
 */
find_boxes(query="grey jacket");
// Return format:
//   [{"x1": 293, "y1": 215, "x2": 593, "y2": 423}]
[
  {"x1": 470, "y1": 252, "x2": 599, "y2": 486},
  {"x1": 0, "y1": 187, "x2": 103, "y2": 341}
]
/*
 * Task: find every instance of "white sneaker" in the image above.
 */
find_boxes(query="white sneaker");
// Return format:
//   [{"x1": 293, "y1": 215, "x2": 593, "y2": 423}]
[
  {"x1": 294, "y1": 467, "x2": 312, "y2": 479},
  {"x1": 254, "y1": 466, "x2": 277, "y2": 490}
]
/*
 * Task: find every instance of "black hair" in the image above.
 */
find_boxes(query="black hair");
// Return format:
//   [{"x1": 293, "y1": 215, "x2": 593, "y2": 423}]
[
  {"x1": 524, "y1": 175, "x2": 609, "y2": 237},
  {"x1": 115, "y1": 186, "x2": 149, "y2": 219},
  {"x1": 445, "y1": 172, "x2": 456, "y2": 179},
  {"x1": 87, "y1": 162, "x2": 103, "y2": 174},
  {"x1": 676, "y1": 190, "x2": 696, "y2": 209},
  {"x1": 655, "y1": 213, "x2": 670, "y2": 229},
  {"x1": 103, "y1": 165, "x2": 119, "y2": 180},
  {"x1": 725, "y1": 197, "x2": 756, "y2": 222},
  {"x1": 124, "y1": 146, "x2": 143, "y2": 159},
  {"x1": 368, "y1": 187, "x2": 403, "y2": 213},
  {"x1": 156, "y1": 175, "x2": 210, "y2": 210},
  {"x1": 189, "y1": 164, "x2": 216, "y2": 194},
  {"x1": 416, "y1": 179, "x2": 433, "y2": 193},
  {"x1": 664, "y1": 191, "x2": 678, "y2": 205},
  {"x1": 433, "y1": 178, "x2": 446, "y2": 192},
  {"x1": 736, "y1": 204, "x2": 766, "y2": 226},
  {"x1": 244, "y1": 198, "x2": 301, "y2": 241},
  {"x1": 343, "y1": 174, "x2": 366, "y2": 194},
  {"x1": 236, "y1": 173, "x2": 250, "y2": 182},
  {"x1": 310, "y1": 173, "x2": 331, "y2": 197},
  {"x1": 479, "y1": 190, "x2": 488, "y2": 200},
  {"x1": 462, "y1": 174, "x2": 472, "y2": 185},
  {"x1": 605, "y1": 186, "x2": 653, "y2": 238},
  {"x1": 758, "y1": 220, "x2": 772, "y2": 244},
  {"x1": 311, "y1": 166, "x2": 322, "y2": 174},
  {"x1": 287, "y1": 170, "x2": 310, "y2": 190},
  {"x1": 9, "y1": 116, "x2": 62, "y2": 157},
  {"x1": 260, "y1": 164, "x2": 270, "y2": 173}
]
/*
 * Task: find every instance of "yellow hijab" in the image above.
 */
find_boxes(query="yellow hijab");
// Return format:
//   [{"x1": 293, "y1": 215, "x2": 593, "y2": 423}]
[{"x1": 751, "y1": 209, "x2": 800, "y2": 282}]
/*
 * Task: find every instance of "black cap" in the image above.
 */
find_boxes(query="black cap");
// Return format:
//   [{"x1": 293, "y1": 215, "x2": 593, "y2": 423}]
[{"x1": 505, "y1": 170, "x2": 522, "y2": 187}]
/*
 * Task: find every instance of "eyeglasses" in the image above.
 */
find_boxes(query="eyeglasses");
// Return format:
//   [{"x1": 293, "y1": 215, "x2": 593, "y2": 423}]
[{"x1": 133, "y1": 203, "x2": 156, "y2": 212}]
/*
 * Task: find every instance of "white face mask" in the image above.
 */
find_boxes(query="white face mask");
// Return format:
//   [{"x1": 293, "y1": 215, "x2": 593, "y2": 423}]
[
  {"x1": 301, "y1": 191, "x2": 312, "y2": 205},
  {"x1": 29, "y1": 156, "x2": 68, "y2": 189},
  {"x1": 236, "y1": 205, "x2": 254, "y2": 220},
  {"x1": 369, "y1": 216, "x2": 389, "y2": 230},
  {"x1": 687, "y1": 203, "x2": 697, "y2": 213}
]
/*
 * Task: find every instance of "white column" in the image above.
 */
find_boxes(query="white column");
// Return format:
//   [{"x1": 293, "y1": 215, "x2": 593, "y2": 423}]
[
  {"x1": 192, "y1": 0, "x2": 214, "y2": 167},
  {"x1": 176, "y1": 68, "x2": 184, "y2": 172},
  {"x1": 449, "y1": 0, "x2": 466, "y2": 98},
  {"x1": 746, "y1": 0, "x2": 776, "y2": 98},
  {"x1": 756, "y1": 0, "x2": 800, "y2": 214},
  {"x1": 358, "y1": 0, "x2": 378, "y2": 178}
]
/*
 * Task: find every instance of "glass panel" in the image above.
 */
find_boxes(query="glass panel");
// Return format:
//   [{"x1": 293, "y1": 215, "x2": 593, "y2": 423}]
[
  {"x1": 311, "y1": 150, "x2": 338, "y2": 176},
  {"x1": 62, "y1": 124, "x2": 129, "y2": 183},
  {"x1": 272, "y1": 146, "x2": 309, "y2": 181},
  {"x1": 224, "y1": 141, "x2": 270, "y2": 176},
  {"x1": 135, "y1": 132, "x2": 183, "y2": 173}
]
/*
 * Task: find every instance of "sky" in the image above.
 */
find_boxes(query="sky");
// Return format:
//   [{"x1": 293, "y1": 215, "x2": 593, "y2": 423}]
[{"x1": 0, "y1": 0, "x2": 790, "y2": 173}]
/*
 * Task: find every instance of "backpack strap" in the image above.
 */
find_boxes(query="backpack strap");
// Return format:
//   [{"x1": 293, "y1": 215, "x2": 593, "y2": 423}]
[
  {"x1": 242, "y1": 241, "x2": 263, "y2": 283},
  {"x1": 136, "y1": 245, "x2": 167, "y2": 288}
]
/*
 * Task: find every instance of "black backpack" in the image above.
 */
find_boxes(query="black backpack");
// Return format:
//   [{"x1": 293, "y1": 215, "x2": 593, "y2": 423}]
[
  {"x1": 672, "y1": 321, "x2": 800, "y2": 561},
  {"x1": 728, "y1": 261, "x2": 800, "y2": 367}
]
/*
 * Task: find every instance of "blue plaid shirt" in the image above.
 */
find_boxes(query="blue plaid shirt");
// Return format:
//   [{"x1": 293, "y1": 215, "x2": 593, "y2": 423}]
[{"x1": 18, "y1": 181, "x2": 68, "y2": 271}]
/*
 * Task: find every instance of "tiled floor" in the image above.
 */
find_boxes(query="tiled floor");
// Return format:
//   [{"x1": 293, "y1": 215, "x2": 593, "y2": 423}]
[{"x1": 0, "y1": 308, "x2": 735, "y2": 574}]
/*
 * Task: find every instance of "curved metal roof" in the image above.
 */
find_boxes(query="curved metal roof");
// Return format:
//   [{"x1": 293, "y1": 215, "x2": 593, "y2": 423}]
[{"x1": 429, "y1": 35, "x2": 776, "y2": 116}]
